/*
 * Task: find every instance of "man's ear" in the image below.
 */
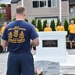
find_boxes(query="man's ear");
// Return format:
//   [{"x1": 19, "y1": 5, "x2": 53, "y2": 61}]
[{"x1": 24, "y1": 12, "x2": 26, "y2": 16}]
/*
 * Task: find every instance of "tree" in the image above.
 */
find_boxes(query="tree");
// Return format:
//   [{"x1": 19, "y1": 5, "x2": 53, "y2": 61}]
[
  {"x1": 37, "y1": 18, "x2": 42, "y2": 31},
  {"x1": 56, "y1": 19, "x2": 60, "y2": 26},
  {"x1": 50, "y1": 19, "x2": 55, "y2": 31},
  {"x1": 64, "y1": 19, "x2": 69, "y2": 36},
  {"x1": 24, "y1": 18, "x2": 28, "y2": 22},
  {"x1": 0, "y1": 4, "x2": 7, "y2": 7},
  {"x1": 31, "y1": 19, "x2": 36, "y2": 27},
  {"x1": 43, "y1": 20, "x2": 47, "y2": 31},
  {"x1": 0, "y1": 13, "x2": 5, "y2": 18}
]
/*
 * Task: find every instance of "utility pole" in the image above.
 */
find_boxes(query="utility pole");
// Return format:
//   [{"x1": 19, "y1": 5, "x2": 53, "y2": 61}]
[
  {"x1": 59, "y1": 0, "x2": 62, "y2": 22},
  {"x1": 22, "y1": 0, "x2": 24, "y2": 7}
]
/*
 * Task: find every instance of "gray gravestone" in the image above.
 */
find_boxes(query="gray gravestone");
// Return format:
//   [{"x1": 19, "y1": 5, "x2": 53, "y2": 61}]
[{"x1": 34, "y1": 61, "x2": 59, "y2": 75}]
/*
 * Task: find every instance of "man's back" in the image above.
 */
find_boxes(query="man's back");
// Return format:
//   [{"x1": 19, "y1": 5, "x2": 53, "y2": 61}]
[{"x1": 2, "y1": 20, "x2": 38, "y2": 53}]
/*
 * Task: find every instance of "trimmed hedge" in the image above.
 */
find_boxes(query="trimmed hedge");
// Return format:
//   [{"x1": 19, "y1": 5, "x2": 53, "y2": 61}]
[
  {"x1": 50, "y1": 19, "x2": 55, "y2": 31},
  {"x1": 37, "y1": 18, "x2": 43, "y2": 31}
]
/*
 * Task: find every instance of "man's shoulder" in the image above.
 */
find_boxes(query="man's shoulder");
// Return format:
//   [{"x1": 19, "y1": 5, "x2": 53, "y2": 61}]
[
  {"x1": 7, "y1": 21, "x2": 14, "y2": 27},
  {"x1": 20, "y1": 21, "x2": 32, "y2": 27}
]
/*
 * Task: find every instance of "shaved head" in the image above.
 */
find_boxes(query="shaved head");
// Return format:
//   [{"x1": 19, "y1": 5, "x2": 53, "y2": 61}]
[
  {"x1": 71, "y1": 20, "x2": 74, "y2": 24},
  {"x1": 15, "y1": 5, "x2": 26, "y2": 20},
  {"x1": 16, "y1": 5, "x2": 25, "y2": 14}
]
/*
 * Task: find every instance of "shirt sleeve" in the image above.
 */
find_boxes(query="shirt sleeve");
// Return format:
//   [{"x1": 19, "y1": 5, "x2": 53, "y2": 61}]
[
  {"x1": 30, "y1": 25, "x2": 39, "y2": 40},
  {"x1": 2, "y1": 27, "x2": 8, "y2": 41}
]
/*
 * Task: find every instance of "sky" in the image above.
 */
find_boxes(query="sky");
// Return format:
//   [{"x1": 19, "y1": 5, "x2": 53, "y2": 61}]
[{"x1": 0, "y1": 0, "x2": 12, "y2": 4}]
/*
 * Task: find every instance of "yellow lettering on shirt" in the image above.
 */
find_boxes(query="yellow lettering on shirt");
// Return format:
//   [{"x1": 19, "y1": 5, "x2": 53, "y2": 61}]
[{"x1": 8, "y1": 26, "x2": 26, "y2": 43}]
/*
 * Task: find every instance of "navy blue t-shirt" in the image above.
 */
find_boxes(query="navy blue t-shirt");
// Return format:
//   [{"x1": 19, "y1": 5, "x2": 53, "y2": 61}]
[{"x1": 2, "y1": 20, "x2": 39, "y2": 53}]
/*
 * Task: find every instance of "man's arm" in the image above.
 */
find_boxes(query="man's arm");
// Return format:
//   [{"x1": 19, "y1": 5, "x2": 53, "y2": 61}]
[
  {"x1": 31, "y1": 37, "x2": 39, "y2": 47},
  {"x1": 1, "y1": 39, "x2": 8, "y2": 48}
]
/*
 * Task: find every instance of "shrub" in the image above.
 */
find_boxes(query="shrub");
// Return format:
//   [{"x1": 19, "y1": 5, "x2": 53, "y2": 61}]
[
  {"x1": 12, "y1": 18, "x2": 28, "y2": 22},
  {"x1": 0, "y1": 4, "x2": 7, "y2": 7},
  {"x1": 24, "y1": 18, "x2": 28, "y2": 22},
  {"x1": 50, "y1": 19, "x2": 55, "y2": 31},
  {"x1": 64, "y1": 19, "x2": 69, "y2": 36},
  {"x1": 43, "y1": 20, "x2": 47, "y2": 31},
  {"x1": 56, "y1": 19, "x2": 60, "y2": 26},
  {"x1": 0, "y1": 13, "x2": 5, "y2": 18},
  {"x1": 12, "y1": 17, "x2": 16, "y2": 21},
  {"x1": 31, "y1": 19, "x2": 36, "y2": 27},
  {"x1": 37, "y1": 18, "x2": 43, "y2": 31}
]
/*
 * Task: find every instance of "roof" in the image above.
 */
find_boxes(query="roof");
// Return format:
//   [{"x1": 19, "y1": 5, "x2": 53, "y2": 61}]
[
  {"x1": 62, "y1": 0, "x2": 68, "y2": 1},
  {"x1": 11, "y1": 0, "x2": 21, "y2": 3},
  {"x1": 0, "y1": 0, "x2": 12, "y2": 4},
  {"x1": 69, "y1": 0, "x2": 75, "y2": 5}
]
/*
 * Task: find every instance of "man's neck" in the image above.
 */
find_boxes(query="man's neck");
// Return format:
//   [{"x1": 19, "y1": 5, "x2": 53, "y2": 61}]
[
  {"x1": 16, "y1": 16, "x2": 24, "y2": 20},
  {"x1": 71, "y1": 24, "x2": 74, "y2": 25}
]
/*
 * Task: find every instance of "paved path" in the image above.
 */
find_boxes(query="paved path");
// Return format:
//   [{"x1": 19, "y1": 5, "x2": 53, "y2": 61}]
[
  {"x1": 0, "y1": 50, "x2": 36, "y2": 75},
  {"x1": 0, "y1": 53, "x2": 8, "y2": 75},
  {"x1": 0, "y1": 50, "x2": 75, "y2": 75}
]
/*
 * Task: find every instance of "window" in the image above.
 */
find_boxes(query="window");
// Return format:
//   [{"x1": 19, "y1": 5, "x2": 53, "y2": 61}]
[
  {"x1": 40, "y1": 0, "x2": 46, "y2": 7},
  {"x1": 32, "y1": 0, "x2": 56, "y2": 8},
  {"x1": 51, "y1": 0, "x2": 56, "y2": 7},
  {"x1": 48, "y1": 0, "x2": 51, "y2": 7},
  {"x1": 33, "y1": 1, "x2": 39, "y2": 8},
  {"x1": 69, "y1": 7, "x2": 74, "y2": 13}
]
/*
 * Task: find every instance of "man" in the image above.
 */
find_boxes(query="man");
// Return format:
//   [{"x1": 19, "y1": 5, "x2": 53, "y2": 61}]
[
  {"x1": 1, "y1": 22, "x2": 7, "y2": 51},
  {"x1": 68, "y1": 20, "x2": 75, "y2": 49},
  {"x1": 1, "y1": 6, "x2": 39, "y2": 75},
  {"x1": 35, "y1": 27, "x2": 39, "y2": 32},
  {"x1": 44, "y1": 23, "x2": 52, "y2": 32},
  {"x1": 1, "y1": 22, "x2": 7, "y2": 35},
  {"x1": 56, "y1": 22, "x2": 64, "y2": 31}
]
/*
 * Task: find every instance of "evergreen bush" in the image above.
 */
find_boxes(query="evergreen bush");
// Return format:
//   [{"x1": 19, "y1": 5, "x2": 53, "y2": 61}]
[
  {"x1": 50, "y1": 19, "x2": 55, "y2": 31},
  {"x1": 43, "y1": 20, "x2": 47, "y2": 31},
  {"x1": 31, "y1": 19, "x2": 36, "y2": 27},
  {"x1": 37, "y1": 18, "x2": 42, "y2": 31},
  {"x1": 64, "y1": 19, "x2": 69, "y2": 36},
  {"x1": 12, "y1": 17, "x2": 16, "y2": 21},
  {"x1": 56, "y1": 19, "x2": 60, "y2": 26},
  {"x1": 24, "y1": 18, "x2": 28, "y2": 22}
]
